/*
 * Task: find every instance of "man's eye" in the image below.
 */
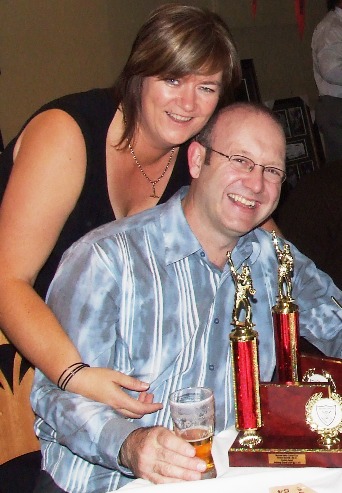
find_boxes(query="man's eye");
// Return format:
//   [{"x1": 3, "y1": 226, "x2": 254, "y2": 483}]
[
  {"x1": 232, "y1": 157, "x2": 249, "y2": 166},
  {"x1": 265, "y1": 167, "x2": 281, "y2": 176}
]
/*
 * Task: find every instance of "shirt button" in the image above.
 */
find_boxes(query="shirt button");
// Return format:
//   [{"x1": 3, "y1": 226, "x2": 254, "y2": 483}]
[
  {"x1": 214, "y1": 318, "x2": 219, "y2": 324},
  {"x1": 200, "y1": 251, "x2": 205, "y2": 257},
  {"x1": 209, "y1": 364, "x2": 215, "y2": 371}
]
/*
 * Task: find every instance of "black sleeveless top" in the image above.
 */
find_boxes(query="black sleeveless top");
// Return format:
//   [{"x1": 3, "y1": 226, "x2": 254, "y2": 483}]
[{"x1": 0, "y1": 89, "x2": 191, "y2": 297}]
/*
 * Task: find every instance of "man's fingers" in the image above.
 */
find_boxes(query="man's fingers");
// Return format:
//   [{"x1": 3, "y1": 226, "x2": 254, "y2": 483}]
[
  {"x1": 150, "y1": 451, "x2": 205, "y2": 483},
  {"x1": 120, "y1": 427, "x2": 206, "y2": 484},
  {"x1": 145, "y1": 464, "x2": 202, "y2": 484}
]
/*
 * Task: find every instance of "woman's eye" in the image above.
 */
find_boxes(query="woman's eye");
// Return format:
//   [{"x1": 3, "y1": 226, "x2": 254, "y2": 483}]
[
  {"x1": 200, "y1": 86, "x2": 215, "y2": 93},
  {"x1": 165, "y1": 79, "x2": 179, "y2": 86}
]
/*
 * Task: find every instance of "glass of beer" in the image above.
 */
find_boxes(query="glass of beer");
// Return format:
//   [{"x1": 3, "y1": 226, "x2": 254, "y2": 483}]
[{"x1": 169, "y1": 386, "x2": 216, "y2": 479}]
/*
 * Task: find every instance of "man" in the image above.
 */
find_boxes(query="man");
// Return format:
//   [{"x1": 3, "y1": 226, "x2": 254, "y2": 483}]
[
  {"x1": 31, "y1": 103, "x2": 342, "y2": 493},
  {"x1": 312, "y1": 0, "x2": 342, "y2": 162}
]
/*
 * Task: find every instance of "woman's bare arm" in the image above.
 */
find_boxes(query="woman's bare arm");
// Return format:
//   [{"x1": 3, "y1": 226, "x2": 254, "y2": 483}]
[
  {"x1": 0, "y1": 110, "x2": 162, "y2": 417},
  {"x1": 0, "y1": 110, "x2": 86, "y2": 373}
]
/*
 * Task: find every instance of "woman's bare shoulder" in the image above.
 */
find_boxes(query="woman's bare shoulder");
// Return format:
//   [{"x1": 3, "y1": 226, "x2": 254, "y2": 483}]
[{"x1": 14, "y1": 108, "x2": 86, "y2": 161}]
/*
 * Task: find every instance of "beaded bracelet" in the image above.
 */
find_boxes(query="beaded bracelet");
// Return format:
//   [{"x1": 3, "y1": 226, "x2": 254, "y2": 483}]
[{"x1": 57, "y1": 362, "x2": 90, "y2": 391}]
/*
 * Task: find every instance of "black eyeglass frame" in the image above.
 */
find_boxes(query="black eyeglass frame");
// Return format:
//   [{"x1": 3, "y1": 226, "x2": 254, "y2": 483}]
[{"x1": 200, "y1": 144, "x2": 287, "y2": 184}]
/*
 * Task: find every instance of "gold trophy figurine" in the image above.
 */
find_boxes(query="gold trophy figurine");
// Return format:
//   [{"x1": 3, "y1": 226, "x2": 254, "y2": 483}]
[
  {"x1": 272, "y1": 233, "x2": 294, "y2": 301},
  {"x1": 227, "y1": 252, "x2": 262, "y2": 447},
  {"x1": 228, "y1": 256, "x2": 256, "y2": 328},
  {"x1": 271, "y1": 231, "x2": 301, "y2": 383}
]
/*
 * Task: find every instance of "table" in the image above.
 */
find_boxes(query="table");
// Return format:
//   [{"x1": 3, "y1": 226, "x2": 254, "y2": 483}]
[{"x1": 119, "y1": 428, "x2": 342, "y2": 493}]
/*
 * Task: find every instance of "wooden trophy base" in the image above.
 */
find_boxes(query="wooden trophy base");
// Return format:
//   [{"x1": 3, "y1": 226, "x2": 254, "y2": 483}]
[
  {"x1": 229, "y1": 433, "x2": 342, "y2": 467},
  {"x1": 229, "y1": 354, "x2": 342, "y2": 468}
]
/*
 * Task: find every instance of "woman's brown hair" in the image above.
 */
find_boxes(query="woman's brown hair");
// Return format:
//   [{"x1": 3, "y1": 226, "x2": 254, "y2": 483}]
[{"x1": 113, "y1": 3, "x2": 241, "y2": 148}]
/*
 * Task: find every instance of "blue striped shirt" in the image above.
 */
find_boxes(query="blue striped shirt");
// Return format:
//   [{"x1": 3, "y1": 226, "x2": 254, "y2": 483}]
[{"x1": 31, "y1": 187, "x2": 342, "y2": 492}]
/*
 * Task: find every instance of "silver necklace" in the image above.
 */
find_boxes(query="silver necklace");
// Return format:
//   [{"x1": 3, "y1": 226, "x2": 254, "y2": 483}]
[{"x1": 128, "y1": 143, "x2": 175, "y2": 198}]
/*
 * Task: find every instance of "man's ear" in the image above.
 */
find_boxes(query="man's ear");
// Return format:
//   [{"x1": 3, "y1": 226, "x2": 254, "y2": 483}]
[{"x1": 187, "y1": 141, "x2": 206, "y2": 179}]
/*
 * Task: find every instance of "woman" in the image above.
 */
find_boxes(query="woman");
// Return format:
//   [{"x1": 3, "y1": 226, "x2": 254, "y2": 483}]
[{"x1": 0, "y1": 4, "x2": 242, "y2": 416}]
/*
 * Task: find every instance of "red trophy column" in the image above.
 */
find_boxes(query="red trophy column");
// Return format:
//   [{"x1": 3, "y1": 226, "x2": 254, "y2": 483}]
[
  {"x1": 230, "y1": 324, "x2": 262, "y2": 445},
  {"x1": 227, "y1": 253, "x2": 262, "y2": 447}
]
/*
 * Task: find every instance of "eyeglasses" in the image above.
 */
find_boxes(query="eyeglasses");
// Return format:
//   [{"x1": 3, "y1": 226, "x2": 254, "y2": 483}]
[{"x1": 202, "y1": 146, "x2": 287, "y2": 184}]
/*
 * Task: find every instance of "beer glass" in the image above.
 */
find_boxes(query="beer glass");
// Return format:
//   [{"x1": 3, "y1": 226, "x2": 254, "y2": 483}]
[{"x1": 169, "y1": 386, "x2": 216, "y2": 479}]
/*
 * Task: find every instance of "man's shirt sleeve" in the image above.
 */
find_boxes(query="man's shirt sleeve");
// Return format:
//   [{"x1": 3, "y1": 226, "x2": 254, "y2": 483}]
[
  {"x1": 31, "y1": 238, "x2": 139, "y2": 473},
  {"x1": 291, "y1": 242, "x2": 342, "y2": 358}
]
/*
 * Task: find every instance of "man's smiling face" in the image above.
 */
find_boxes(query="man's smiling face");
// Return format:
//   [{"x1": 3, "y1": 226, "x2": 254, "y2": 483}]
[{"x1": 186, "y1": 106, "x2": 286, "y2": 248}]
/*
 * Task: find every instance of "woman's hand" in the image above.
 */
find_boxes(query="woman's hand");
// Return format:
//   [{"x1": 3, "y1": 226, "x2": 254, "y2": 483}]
[{"x1": 66, "y1": 367, "x2": 163, "y2": 418}]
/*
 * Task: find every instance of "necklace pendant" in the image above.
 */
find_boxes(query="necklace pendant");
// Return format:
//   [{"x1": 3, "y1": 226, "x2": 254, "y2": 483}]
[
  {"x1": 128, "y1": 142, "x2": 175, "y2": 200},
  {"x1": 150, "y1": 183, "x2": 160, "y2": 199}
]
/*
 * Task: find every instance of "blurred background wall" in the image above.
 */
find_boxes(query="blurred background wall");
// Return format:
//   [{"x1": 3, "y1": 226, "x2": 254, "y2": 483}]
[{"x1": 0, "y1": 0, "x2": 326, "y2": 145}]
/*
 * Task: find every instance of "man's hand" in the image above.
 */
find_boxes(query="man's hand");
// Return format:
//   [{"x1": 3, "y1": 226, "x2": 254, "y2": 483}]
[{"x1": 119, "y1": 426, "x2": 207, "y2": 484}]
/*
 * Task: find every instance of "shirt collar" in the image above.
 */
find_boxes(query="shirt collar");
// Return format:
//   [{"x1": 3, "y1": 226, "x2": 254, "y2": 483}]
[
  {"x1": 230, "y1": 229, "x2": 261, "y2": 271},
  {"x1": 160, "y1": 186, "x2": 262, "y2": 268},
  {"x1": 160, "y1": 187, "x2": 202, "y2": 265}
]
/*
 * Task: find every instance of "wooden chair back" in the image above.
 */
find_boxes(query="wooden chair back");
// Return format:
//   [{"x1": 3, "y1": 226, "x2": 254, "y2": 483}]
[{"x1": 0, "y1": 330, "x2": 40, "y2": 465}]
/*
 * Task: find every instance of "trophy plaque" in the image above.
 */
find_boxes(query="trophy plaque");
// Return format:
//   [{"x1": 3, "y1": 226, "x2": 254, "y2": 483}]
[{"x1": 228, "y1": 235, "x2": 342, "y2": 467}]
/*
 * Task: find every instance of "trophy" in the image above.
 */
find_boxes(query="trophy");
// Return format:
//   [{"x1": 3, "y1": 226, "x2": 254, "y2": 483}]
[
  {"x1": 271, "y1": 231, "x2": 301, "y2": 382},
  {"x1": 227, "y1": 252, "x2": 262, "y2": 447},
  {"x1": 228, "y1": 234, "x2": 342, "y2": 467}
]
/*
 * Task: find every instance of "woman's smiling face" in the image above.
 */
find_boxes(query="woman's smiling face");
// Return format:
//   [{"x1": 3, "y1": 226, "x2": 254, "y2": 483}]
[{"x1": 139, "y1": 72, "x2": 222, "y2": 149}]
